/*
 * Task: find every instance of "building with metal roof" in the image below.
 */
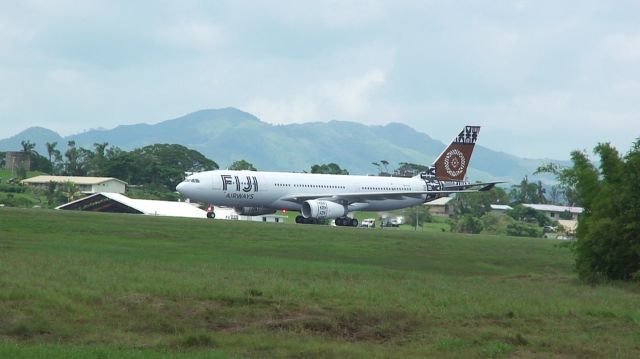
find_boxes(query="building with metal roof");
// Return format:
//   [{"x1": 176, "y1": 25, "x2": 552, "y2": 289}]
[
  {"x1": 424, "y1": 197, "x2": 454, "y2": 217},
  {"x1": 56, "y1": 192, "x2": 208, "y2": 218},
  {"x1": 522, "y1": 204, "x2": 584, "y2": 220}
]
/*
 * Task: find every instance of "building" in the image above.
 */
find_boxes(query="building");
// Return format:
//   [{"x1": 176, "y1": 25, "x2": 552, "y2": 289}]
[
  {"x1": 490, "y1": 204, "x2": 513, "y2": 215},
  {"x1": 425, "y1": 197, "x2": 454, "y2": 217},
  {"x1": 56, "y1": 192, "x2": 286, "y2": 222},
  {"x1": 522, "y1": 204, "x2": 583, "y2": 220},
  {"x1": 239, "y1": 214, "x2": 287, "y2": 223},
  {"x1": 523, "y1": 203, "x2": 584, "y2": 235},
  {"x1": 21, "y1": 175, "x2": 127, "y2": 194},
  {"x1": 4, "y1": 151, "x2": 31, "y2": 172},
  {"x1": 56, "y1": 192, "x2": 208, "y2": 218}
]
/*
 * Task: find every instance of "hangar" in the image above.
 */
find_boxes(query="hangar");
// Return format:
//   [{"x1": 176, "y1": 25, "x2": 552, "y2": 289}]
[
  {"x1": 56, "y1": 192, "x2": 207, "y2": 218},
  {"x1": 56, "y1": 192, "x2": 287, "y2": 222}
]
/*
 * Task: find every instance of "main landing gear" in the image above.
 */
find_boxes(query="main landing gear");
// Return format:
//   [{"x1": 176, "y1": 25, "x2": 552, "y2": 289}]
[
  {"x1": 335, "y1": 217, "x2": 358, "y2": 227},
  {"x1": 295, "y1": 215, "x2": 319, "y2": 224},
  {"x1": 295, "y1": 216, "x2": 358, "y2": 227}
]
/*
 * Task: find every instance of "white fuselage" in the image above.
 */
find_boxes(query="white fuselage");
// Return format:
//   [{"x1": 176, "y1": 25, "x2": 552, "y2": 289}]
[{"x1": 176, "y1": 170, "x2": 430, "y2": 212}]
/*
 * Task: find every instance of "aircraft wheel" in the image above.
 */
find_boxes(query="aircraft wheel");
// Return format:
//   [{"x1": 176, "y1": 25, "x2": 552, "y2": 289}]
[
  {"x1": 206, "y1": 212, "x2": 215, "y2": 219},
  {"x1": 350, "y1": 218, "x2": 358, "y2": 227},
  {"x1": 295, "y1": 215, "x2": 304, "y2": 224},
  {"x1": 335, "y1": 218, "x2": 343, "y2": 226}
]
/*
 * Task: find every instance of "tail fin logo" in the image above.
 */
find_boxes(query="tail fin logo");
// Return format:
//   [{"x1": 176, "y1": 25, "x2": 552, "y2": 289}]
[
  {"x1": 433, "y1": 125, "x2": 480, "y2": 181},
  {"x1": 444, "y1": 149, "x2": 466, "y2": 178}
]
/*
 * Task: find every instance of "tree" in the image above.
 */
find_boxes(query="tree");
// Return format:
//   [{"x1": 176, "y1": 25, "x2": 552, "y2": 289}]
[
  {"x1": 84, "y1": 142, "x2": 109, "y2": 176},
  {"x1": 372, "y1": 160, "x2": 391, "y2": 176},
  {"x1": 535, "y1": 163, "x2": 581, "y2": 206},
  {"x1": 20, "y1": 140, "x2": 36, "y2": 154},
  {"x1": 45, "y1": 142, "x2": 57, "y2": 164},
  {"x1": 310, "y1": 163, "x2": 349, "y2": 175},
  {"x1": 56, "y1": 181, "x2": 82, "y2": 203},
  {"x1": 544, "y1": 141, "x2": 640, "y2": 282},
  {"x1": 451, "y1": 214, "x2": 484, "y2": 234},
  {"x1": 506, "y1": 205, "x2": 552, "y2": 227},
  {"x1": 229, "y1": 160, "x2": 256, "y2": 171},
  {"x1": 64, "y1": 140, "x2": 82, "y2": 175},
  {"x1": 453, "y1": 187, "x2": 509, "y2": 217},
  {"x1": 509, "y1": 176, "x2": 547, "y2": 204},
  {"x1": 126, "y1": 144, "x2": 218, "y2": 189},
  {"x1": 28, "y1": 152, "x2": 53, "y2": 174},
  {"x1": 394, "y1": 162, "x2": 429, "y2": 177}
]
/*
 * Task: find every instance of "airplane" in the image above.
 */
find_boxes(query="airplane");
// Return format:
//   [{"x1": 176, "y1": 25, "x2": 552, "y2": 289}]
[{"x1": 176, "y1": 125, "x2": 500, "y2": 226}]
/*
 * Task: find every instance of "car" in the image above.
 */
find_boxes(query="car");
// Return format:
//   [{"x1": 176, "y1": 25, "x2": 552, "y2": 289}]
[{"x1": 360, "y1": 218, "x2": 376, "y2": 228}]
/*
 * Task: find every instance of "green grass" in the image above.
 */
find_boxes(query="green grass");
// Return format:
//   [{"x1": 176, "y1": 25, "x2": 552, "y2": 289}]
[
  {"x1": 1, "y1": 208, "x2": 639, "y2": 358},
  {"x1": 0, "y1": 168, "x2": 47, "y2": 181}
]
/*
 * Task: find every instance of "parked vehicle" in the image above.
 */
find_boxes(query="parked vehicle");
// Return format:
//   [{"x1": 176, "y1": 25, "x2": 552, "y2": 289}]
[{"x1": 360, "y1": 218, "x2": 376, "y2": 228}]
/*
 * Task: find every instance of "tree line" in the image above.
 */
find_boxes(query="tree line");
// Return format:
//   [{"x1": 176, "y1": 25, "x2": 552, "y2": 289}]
[{"x1": 10, "y1": 140, "x2": 218, "y2": 191}]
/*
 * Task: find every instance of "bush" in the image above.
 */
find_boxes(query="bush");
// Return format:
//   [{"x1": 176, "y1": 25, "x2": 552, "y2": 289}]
[
  {"x1": 505, "y1": 222, "x2": 543, "y2": 238},
  {"x1": 451, "y1": 214, "x2": 484, "y2": 234},
  {"x1": 0, "y1": 184, "x2": 27, "y2": 193}
]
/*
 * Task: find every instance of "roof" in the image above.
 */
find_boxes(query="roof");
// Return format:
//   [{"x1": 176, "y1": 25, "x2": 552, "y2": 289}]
[
  {"x1": 424, "y1": 197, "x2": 453, "y2": 206},
  {"x1": 522, "y1": 203, "x2": 584, "y2": 214},
  {"x1": 22, "y1": 175, "x2": 127, "y2": 185},
  {"x1": 490, "y1": 204, "x2": 513, "y2": 211},
  {"x1": 56, "y1": 192, "x2": 207, "y2": 218}
]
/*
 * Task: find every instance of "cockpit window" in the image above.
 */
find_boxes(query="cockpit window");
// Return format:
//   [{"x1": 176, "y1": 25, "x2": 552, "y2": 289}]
[{"x1": 185, "y1": 178, "x2": 200, "y2": 183}]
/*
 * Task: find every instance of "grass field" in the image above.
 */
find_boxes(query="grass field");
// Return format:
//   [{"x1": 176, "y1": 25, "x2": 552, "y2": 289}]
[{"x1": 1, "y1": 208, "x2": 639, "y2": 358}]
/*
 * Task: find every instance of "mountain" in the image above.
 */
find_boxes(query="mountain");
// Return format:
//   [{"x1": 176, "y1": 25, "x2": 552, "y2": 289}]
[
  {"x1": 0, "y1": 108, "x2": 565, "y2": 183},
  {"x1": 0, "y1": 127, "x2": 64, "y2": 155}
]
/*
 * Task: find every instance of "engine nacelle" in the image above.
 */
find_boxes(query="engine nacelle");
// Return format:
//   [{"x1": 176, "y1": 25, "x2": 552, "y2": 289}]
[
  {"x1": 234, "y1": 207, "x2": 277, "y2": 216},
  {"x1": 301, "y1": 200, "x2": 346, "y2": 220}
]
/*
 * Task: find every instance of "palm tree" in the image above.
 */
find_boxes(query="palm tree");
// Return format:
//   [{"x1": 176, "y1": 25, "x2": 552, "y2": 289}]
[
  {"x1": 20, "y1": 140, "x2": 36, "y2": 154},
  {"x1": 58, "y1": 182, "x2": 82, "y2": 203},
  {"x1": 45, "y1": 141, "x2": 58, "y2": 165}
]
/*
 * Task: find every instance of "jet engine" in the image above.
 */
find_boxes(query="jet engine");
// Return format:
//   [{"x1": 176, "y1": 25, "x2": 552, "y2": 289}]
[
  {"x1": 234, "y1": 207, "x2": 277, "y2": 216},
  {"x1": 301, "y1": 200, "x2": 346, "y2": 220}
]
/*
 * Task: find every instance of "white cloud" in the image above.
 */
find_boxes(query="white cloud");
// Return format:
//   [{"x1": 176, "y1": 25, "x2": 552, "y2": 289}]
[{"x1": 245, "y1": 69, "x2": 386, "y2": 124}]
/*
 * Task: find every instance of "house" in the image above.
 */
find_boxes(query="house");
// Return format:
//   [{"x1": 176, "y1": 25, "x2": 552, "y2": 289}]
[
  {"x1": 490, "y1": 204, "x2": 513, "y2": 215},
  {"x1": 522, "y1": 204, "x2": 584, "y2": 235},
  {"x1": 521, "y1": 204, "x2": 583, "y2": 220},
  {"x1": 21, "y1": 175, "x2": 127, "y2": 194},
  {"x1": 425, "y1": 197, "x2": 454, "y2": 217}
]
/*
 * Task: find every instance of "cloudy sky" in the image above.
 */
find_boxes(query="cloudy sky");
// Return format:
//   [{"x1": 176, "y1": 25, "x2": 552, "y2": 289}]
[{"x1": 1, "y1": 0, "x2": 639, "y2": 159}]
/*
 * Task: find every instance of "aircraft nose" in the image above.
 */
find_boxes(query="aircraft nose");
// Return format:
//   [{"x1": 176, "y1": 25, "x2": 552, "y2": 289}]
[{"x1": 176, "y1": 181, "x2": 186, "y2": 193}]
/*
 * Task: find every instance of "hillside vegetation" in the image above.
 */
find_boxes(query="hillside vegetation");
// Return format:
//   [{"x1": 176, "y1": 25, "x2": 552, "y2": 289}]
[{"x1": 1, "y1": 208, "x2": 638, "y2": 358}]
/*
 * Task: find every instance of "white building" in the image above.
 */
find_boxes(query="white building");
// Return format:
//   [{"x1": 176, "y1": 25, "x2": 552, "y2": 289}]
[
  {"x1": 56, "y1": 192, "x2": 207, "y2": 218},
  {"x1": 490, "y1": 204, "x2": 513, "y2": 215},
  {"x1": 425, "y1": 197, "x2": 454, "y2": 217},
  {"x1": 56, "y1": 192, "x2": 286, "y2": 223},
  {"x1": 21, "y1": 175, "x2": 127, "y2": 194},
  {"x1": 522, "y1": 204, "x2": 584, "y2": 220}
]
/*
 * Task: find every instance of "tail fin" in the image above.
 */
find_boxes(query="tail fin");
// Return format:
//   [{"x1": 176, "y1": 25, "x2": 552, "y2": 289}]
[{"x1": 432, "y1": 125, "x2": 480, "y2": 181}]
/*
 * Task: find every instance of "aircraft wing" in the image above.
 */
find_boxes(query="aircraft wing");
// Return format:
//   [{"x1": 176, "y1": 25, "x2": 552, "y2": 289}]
[
  {"x1": 280, "y1": 189, "x2": 478, "y2": 205},
  {"x1": 444, "y1": 181, "x2": 506, "y2": 192}
]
